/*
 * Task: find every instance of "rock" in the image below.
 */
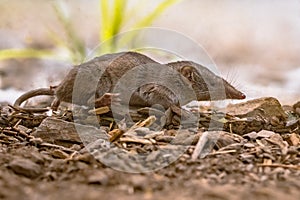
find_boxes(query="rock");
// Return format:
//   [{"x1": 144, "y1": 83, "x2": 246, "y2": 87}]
[
  {"x1": 257, "y1": 130, "x2": 275, "y2": 138},
  {"x1": 267, "y1": 133, "x2": 289, "y2": 155},
  {"x1": 155, "y1": 135, "x2": 175, "y2": 143},
  {"x1": 31, "y1": 117, "x2": 108, "y2": 147},
  {"x1": 129, "y1": 175, "x2": 148, "y2": 191},
  {"x1": 226, "y1": 97, "x2": 287, "y2": 121},
  {"x1": 282, "y1": 105, "x2": 294, "y2": 113},
  {"x1": 243, "y1": 132, "x2": 258, "y2": 140},
  {"x1": 243, "y1": 143, "x2": 255, "y2": 148},
  {"x1": 286, "y1": 133, "x2": 300, "y2": 146},
  {"x1": 84, "y1": 139, "x2": 111, "y2": 153},
  {"x1": 214, "y1": 132, "x2": 243, "y2": 148},
  {"x1": 243, "y1": 130, "x2": 275, "y2": 140},
  {"x1": 87, "y1": 171, "x2": 109, "y2": 185},
  {"x1": 29, "y1": 149, "x2": 46, "y2": 164},
  {"x1": 134, "y1": 127, "x2": 154, "y2": 136},
  {"x1": 293, "y1": 101, "x2": 300, "y2": 116},
  {"x1": 146, "y1": 150, "x2": 161, "y2": 162},
  {"x1": 171, "y1": 130, "x2": 196, "y2": 145},
  {"x1": 74, "y1": 153, "x2": 96, "y2": 164},
  {"x1": 8, "y1": 157, "x2": 42, "y2": 178}
]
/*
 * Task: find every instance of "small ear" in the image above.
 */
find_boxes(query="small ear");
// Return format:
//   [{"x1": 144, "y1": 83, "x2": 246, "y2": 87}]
[{"x1": 180, "y1": 66, "x2": 194, "y2": 82}]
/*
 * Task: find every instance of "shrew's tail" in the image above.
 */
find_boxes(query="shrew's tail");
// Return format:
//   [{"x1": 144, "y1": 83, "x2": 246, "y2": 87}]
[{"x1": 13, "y1": 88, "x2": 55, "y2": 112}]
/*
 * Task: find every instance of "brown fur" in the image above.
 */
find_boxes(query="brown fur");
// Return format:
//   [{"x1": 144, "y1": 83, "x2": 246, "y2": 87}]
[{"x1": 14, "y1": 52, "x2": 245, "y2": 112}]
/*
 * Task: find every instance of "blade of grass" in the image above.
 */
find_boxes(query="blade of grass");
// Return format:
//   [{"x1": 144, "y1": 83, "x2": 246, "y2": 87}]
[
  {"x1": 98, "y1": 0, "x2": 180, "y2": 54},
  {"x1": 133, "y1": 0, "x2": 181, "y2": 28},
  {"x1": 112, "y1": 0, "x2": 126, "y2": 35},
  {"x1": 47, "y1": 29, "x2": 69, "y2": 49},
  {"x1": 99, "y1": 0, "x2": 127, "y2": 53},
  {"x1": 0, "y1": 49, "x2": 55, "y2": 60},
  {"x1": 110, "y1": 0, "x2": 127, "y2": 51},
  {"x1": 114, "y1": 0, "x2": 182, "y2": 51},
  {"x1": 99, "y1": 0, "x2": 114, "y2": 53},
  {"x1": 52, "y1": 2, "x2": 86, "y2": 63},
  {"x1": 99, "y1": 0, "x2": 111, "y2": 42}
]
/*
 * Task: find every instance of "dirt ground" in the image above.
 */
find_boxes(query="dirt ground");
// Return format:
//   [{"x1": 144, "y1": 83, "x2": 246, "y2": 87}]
[{"x1": 1, "y1": 97, "x2": 300, "y2": 200}]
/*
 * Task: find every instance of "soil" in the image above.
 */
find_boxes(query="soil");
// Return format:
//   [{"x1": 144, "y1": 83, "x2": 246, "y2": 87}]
[{"x1": 0, "y1": 97, "x2": 300, "y2": 200}]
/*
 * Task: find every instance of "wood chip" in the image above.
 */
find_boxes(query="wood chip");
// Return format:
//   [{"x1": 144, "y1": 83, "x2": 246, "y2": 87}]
[
  {"x1": 109, "y1": 129, "x2": 125, "y2": 143},
  {"x1": 136, "y1": 115, "x2": 156, "y2": 128},
  {"x1": 208, "y1": 149, "x2": 237, "y2": 156},
  {"x1": 119, "y1": 137, "x2": 152, "y2": 145},
  {"x1": 51, "y1": 149, "x2": 70, "y2": 159},
  {"x1": 88, "y1": 106, "x2": 110, "y2": 115},
  {"x1": 40, "y1": 142, "x2": 75, "y2": 153},
  {"x1": 192, "y1": 131, "x2": 221, "y2": 160}
]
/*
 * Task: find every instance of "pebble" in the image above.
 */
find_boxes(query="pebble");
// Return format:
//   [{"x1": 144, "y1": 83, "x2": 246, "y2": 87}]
[
  {"x1": 8, "y1": 157, "x2": 42, "y2": 178},
  {"x1": 87, "y1": 171, "x2": 109, "y2": 185},
  {"x1": 257, "y1": 130, "x2": 275, "y2": 138}
]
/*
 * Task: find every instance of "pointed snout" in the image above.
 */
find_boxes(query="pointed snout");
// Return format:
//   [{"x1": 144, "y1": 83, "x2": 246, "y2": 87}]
[
  {"x1": 224, "y1": 80, "x2": 246, "y2": 100},
  {"x1": 227, "y1": 90, "x2": 246, "y2": 99}
]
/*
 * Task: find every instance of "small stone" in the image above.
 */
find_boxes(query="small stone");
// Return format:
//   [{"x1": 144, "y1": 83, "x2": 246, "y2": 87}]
[
  {"x1": 70, "y1": 144, "x2": 82, "y2": 151},
  {"x1": 239, "y1": 154, "x2": 255, "y2": 163},
  {"x1": 29, "y1": 137, "x2": 43, "y2": 145},
  {"x1": 74, "y1": 153, "x2": 95, "y2": 163},
  {"x1": 293, "y1": 101, "x2": 300, "y2": 107},
  {"x1": 31, "y1": 117, "x2": 108, "y2": 147},
  {"x1": 155, "y1": 135, "x2": 174, "y2": 143},
  {"x1": 287, "y1": 133, "x2": 300, "y2": 146},
  {"x1": 8, "y1": 157, "x2": 42, "y2": 178},
  {"x1": 171, "y1": 130, "x2": 195, "y2": 145},
  {"x1": 257, "y1": 130, "x2": 275, "y2": 138},
  {"x1": 243, "y1": 132, "x2": 258, "y2": 140},
  {"x1": 293, "y1": 101, "x2": 300, "y2": 115},
  {"x1": 270, "y1": 116, "x2": 280, "y2": 126},
  {"x1": 282, "y1": 105, "x2": 294, "y2": 112},
  {"x1": 129, "y1": 175, "x2": 148, "y2": 191},
  {"x1": 87, "y1": 171, "x2": 109, "y2": 185},
  {"x1": 146, "y1": 150, "x2": 161, "y2": 162},
  {"x1": 243, "y1": 143, "x2": 255, "y2": 148},
  {"x1": 134, "y1": 127, "x2": 154, "y2": 136},
  {"x1": 30, "y1": 151, "x2": 46, "y2": 164}
]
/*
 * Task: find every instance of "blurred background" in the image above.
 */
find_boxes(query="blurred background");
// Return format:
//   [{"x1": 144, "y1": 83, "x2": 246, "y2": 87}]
[{"x1": 0, "y1": 0, "x2": 299, "y2": 105}]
